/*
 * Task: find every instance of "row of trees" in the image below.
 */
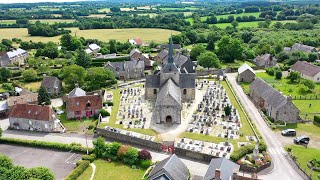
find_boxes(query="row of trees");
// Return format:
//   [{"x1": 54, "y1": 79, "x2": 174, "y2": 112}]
[{"x1": 27, "y1": 21, "x2": 70, "y2": 37}]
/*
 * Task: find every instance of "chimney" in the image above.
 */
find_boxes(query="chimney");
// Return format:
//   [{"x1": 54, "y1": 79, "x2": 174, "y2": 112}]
[
  {"x1": 75, "y1": 83, "x2": 79, "y2": 88},
  {"x1": 287, "y1": 96, "x2": 292, "y2": 102},
  {"x1": 215, "y1": 169, "x2": 221, "y2": 180}
]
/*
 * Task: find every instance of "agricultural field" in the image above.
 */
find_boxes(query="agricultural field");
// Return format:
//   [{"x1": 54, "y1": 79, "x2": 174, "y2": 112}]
[
  {"x1": 160, "y1": 7, "x2": 199, "y2": 11},
  {"x1": 98, "y1": 8, "x2": 110, "y2": 13},
  {"x1": 0, "y1": 28, "x2": 180, "y2": 43},
  {"x1": 86, "y1": 14, "x2": 110, "y2": 18},
  {"x1": 213, "y1": 20, "x2": 296, "y2": 29}
]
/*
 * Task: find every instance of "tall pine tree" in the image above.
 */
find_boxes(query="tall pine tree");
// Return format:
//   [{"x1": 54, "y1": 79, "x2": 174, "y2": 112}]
[
  {"x1": 75, "y1": 50, "x2": 92, "y2": 68},
  {"x1": 38, "y1": 86, "x2": 51, "y2": 105}
]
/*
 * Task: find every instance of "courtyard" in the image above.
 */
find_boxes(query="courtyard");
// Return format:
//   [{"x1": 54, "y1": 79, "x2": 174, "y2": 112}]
[{"x1": 0, "y1": 144, "x2": 82, "y2": 180}]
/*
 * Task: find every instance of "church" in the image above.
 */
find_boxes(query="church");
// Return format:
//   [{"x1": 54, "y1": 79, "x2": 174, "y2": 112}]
[{"x1": 145, "y1": 37, "x2": 196, "y2": 124}]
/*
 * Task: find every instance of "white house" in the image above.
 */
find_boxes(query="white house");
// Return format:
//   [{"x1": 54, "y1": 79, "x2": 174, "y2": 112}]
[{"x1": 290, "y1": 61, "x2": 320, "y2": 83}]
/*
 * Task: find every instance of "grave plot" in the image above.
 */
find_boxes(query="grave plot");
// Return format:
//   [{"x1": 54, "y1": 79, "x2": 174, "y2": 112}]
[
  {"x1": 116, "y1": 86, "x2": 150, "y2": 129},
  {"x1": 186, "y1": 81, "x2": 241, "y2": 140},
  {"x1": 176, "y1": 138, "x2": 233, "y2": 158}
]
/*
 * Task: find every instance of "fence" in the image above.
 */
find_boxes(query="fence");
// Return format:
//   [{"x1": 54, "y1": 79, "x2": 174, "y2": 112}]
[{"x1": 292, "y1": 95, "x2": 319, "y2": 100}]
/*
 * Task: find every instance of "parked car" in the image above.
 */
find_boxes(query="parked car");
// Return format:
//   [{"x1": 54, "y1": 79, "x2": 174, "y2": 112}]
[
  {"x1": 281, "y1": 129, "x2": 296, "y2": 136},
  {"x1": 294, "y1": 136, "x2": 310, "y2": 144}
]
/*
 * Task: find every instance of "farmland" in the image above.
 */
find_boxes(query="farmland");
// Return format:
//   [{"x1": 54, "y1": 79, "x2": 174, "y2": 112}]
[
  {"x1": 213, "y1": 20, "x2": 296, "y2": 28},
  {"x1": 0, "y1": 28, "x2": 180, "y2": 43}
]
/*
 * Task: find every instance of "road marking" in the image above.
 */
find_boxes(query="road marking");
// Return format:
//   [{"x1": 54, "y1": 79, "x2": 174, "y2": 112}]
[{"x1": 65, "y1": 153, "x2": 75, "y2": 163}]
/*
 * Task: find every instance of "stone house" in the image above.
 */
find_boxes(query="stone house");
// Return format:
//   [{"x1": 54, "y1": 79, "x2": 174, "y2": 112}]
[
  {"x1": 85, "y1": 44, "x2": 101, "y2": 57},
  {"x1": 253, "y1": 54, "x2": 277, "y2": 68},
  {"x1": 66, "y1": 87, "x2": 103, "y2": 119},
  {"x1": 7, "y1": 93, "x2": 38, "y2": 110},
  {"x1": 284, "y1": 43, "x2": 318, "y2": 54},
  {"x1": 154, "y1": 49, "x2": 168, "y2": 65},
  {"x1": 9, "y1": 104, "x2": 64, "y2": 132},
  {"x1": 0, "y1": 48, "x2": 28, "y2": 67},
  {"x1": 105, "y1": 61, "x2": 145, "y2": 80},
  {"x1": 129, "y1": 48, "x2": 152, "y2": 69},
  {"x1": 290, "y1": 61, "x2": 320, "y2": 83},
  {"x1": 148, "y1": 154, "x2": 189, "y2": 180},
  {"x1": 145, "y1": 37, "x2": 195, "y2": 124},
  {"x1": 155, "y1": 50, "x2": 196, "y2": 73},
  {"x1": 250, "y1": 78, "x2": 300, "y2": 123},
  {"x1": 238, "y1": 63, "x2": 255, "y2": 83},
  {"x1": 41, "y1": 76, "x2": 62, "y2": 96},
  {"x1": 128, "y1": 37, "x2": 148, "y2": 46}
]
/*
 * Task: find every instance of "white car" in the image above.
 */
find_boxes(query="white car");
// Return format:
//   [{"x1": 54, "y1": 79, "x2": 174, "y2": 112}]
[{"x1": 56, "y1": 110, "x2": 64, "y2": 115}]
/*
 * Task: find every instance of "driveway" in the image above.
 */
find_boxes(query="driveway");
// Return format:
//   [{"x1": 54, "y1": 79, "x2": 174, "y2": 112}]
[
  {"x1": 226, "y1": 73, "x2": 303, "y2": 180},
  {"x1": 0, "y1": 144, "x2": 82, "y2": 180}
]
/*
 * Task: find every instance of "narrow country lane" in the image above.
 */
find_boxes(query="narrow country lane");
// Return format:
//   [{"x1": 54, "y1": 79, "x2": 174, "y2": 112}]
[{"x1": 226, "y1": 73, "x2": 303, "y2": 180}]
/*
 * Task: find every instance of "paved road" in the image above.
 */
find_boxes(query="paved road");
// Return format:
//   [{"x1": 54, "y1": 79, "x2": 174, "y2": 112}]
[{"x1": 226, "y1": 73, "x2": 303, "y2": 180}]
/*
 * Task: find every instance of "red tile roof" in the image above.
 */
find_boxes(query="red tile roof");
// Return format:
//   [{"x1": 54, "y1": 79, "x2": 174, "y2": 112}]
[
  {"x1": 7, "y1": 93, "x2": 38, "y2": 107},
  {"x1": 67, "y1": 95, "x2": 103, "y2": 112},
  {"x1": 134, "y1": 37, "x2": 144, "y2": 46},
  {"x1": 9, "y1": 104, "x2": 56, "y2": 121}
]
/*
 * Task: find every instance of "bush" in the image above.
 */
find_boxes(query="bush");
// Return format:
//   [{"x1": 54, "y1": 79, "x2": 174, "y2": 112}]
[
  {"x1": 99, "y1": 109, "x2": 110, "y2": 117},
  {"x1": 104, "y1": 101, "x2": 113, "y2": 106},
  {"x1": 138, "y1": 149, "x2": 152, "y2": 160},
  {"x1": 140, "y1": 160, "x2": 152, "y2": 169},
  {"x1": 266, "y1": 68, "x2": 275, "y2": 76},
  {"x1": 314, "y1": 116, "x2": 320, "y2": 124},
  {"x1": 65, "y1": 160, "x2": 90, "y2": 180},
  {"x1": 0, "y1": 137, "x2": 93, "y2": 154},
  {"x1": 230, "y1": 142, "x2": 267, "y2": 162},
  {"x1": 275, "y1": 70, "x2": 282, "y2": 79},
  {"x1": 28, "y1": 167, "x2": 55, "y2": 180},
  {"x1": 123, "y1": 147, "x2": 139, "y2": 166},
  {"x1": 117, "y1": 145, "x2": 130, "y2": 159},
  {"x1": 82, "y1": 154, "x2": 96, "y2": 163},
  {"x1": 0, "y1": 155, "x2": 13, "y2": 169}
]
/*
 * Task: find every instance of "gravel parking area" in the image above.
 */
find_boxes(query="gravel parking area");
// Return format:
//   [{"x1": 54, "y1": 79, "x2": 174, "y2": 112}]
[{"x1": 0, "y1": 144, "x2": 82, "y2": 180}]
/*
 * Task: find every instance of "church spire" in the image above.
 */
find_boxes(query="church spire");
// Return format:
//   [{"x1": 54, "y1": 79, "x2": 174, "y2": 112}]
[{"x1": 168, "y1": 34, "x2": 174, "y2": 64}]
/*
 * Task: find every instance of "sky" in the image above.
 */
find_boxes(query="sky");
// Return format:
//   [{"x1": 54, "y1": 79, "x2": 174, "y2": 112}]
[{"x1": 0, "y1": 0, "x2": 85, "y2": 3}]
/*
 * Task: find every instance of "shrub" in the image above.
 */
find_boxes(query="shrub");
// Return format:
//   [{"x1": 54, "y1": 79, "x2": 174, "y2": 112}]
[
  {"x1": 266, "y1": 68, "x2": 275, "y2": 76},
  {"x1": 0, "y1": 155, "x2": 13, "y2": 169},
  {"x1": 93, "y1": 137, "x2": 106, "y2": 158},
  {"x1": 105, "y1": 101, "x2": 113, "y2": 106},
  {"x1": 230, "y1": 142, "x2": 267, "y2": 162},
  {"x1": 117, "y1": 145, "x2": 130, "y2": 159},
  {"x1": 82, "y1": 154, "x2": 96, "y2": 163},
  {"x1": 315, "y1": 116, "x2": 320, "y2": 124},
  {"x1": 123, "y1": 147, "x2": 139, "y2": 166},
  {"x1": 100, "y1": 109, "x2": 110, "y2": 117},
  {"x1": 275, "y1": 70, "x2": 282, "y2": 79},
  {"x1": 65, "y1": 160, "x2": 90, "y2": 180},
  {"x1": 28, "y1": 167, "x2": 55, "y2": 180},
  {"x1": 140, "y1": 160, "x2": 152, "y2": 169},
  {"x1": 138, "y1": 149, "x2": 152, "y2": 160}
]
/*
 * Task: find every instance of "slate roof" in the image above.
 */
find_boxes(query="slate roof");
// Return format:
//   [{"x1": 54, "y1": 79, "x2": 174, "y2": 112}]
[
  {"x1": 67, "y1": 95, "x2": 103, "y2": 112},
  {"x1": 160, "y1": 44, "x2": 182, "y2": 50},
  {"x1": 105, "y1": 61, "x2": 125, "y2": 71},
  {"x1": 291, "y1": 43, "x2": 317, "y2": 53},
  {"x1": 157, "y1": 49, "x2": 168, "y2": 61},
  {"x1": 68, "y1": 88, "x2": 86, "y2": 98},
  {"x1": 250, "y1": 78, "x2": 288, "y2": 110},
  {"x1": 106, "y1": 61, "x2": 144, "y2": 71},
  {"x1": 9, "y1": 104, "x2": 56, "y2": 121},
  {"x1": 291, "y1": 61, "x2": 320, "y2": 77},
  {"x1": 148, "y1": 154, "x2": 189, "y2": 180},
  {"x1": 145, "y1": 75, "x2": 160, "y2": 88},
  {"x1": 180, "y1": 74, "x2": 196, "y2": 88},
  {"x1": 238, "y1": 63, "x2": 255, "y2": 74},
  {"x1": 130, "y1": 48, "x2": 141, "y2": 57},
  {"x1": 7, "y1": 93, "x2": 38, "y2": 107},
  {"x1": 41, "y1": 76, "x2": 60, "y2": 89},
  {"x1": 254, "y1": 54, "x2": 276, "y2": 63},
  {"x1": 203, "y1": 157, "x2": 240, "y2": 180},
  {"x1": 174, "y1": 54, "x2": 189, "y2": 68},
  {"x1": 156, "y1": 79, "x2": 181, "y2": 106}
]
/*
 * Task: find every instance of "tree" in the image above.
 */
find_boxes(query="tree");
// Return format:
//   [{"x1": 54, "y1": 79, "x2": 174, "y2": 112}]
[
  {"x1": 185, "y1": 30, "x2": 198, "y2": 44},
  {"x1": 85, "y1": 67, "x2": 117, "y2": 91},
  {"x1": 75, "y1": 50, "x2": 92, "y2": 68},
  {"x1": 275, "y1": 70, "x2": 282, "y2": 79},
  {"x1": 16, "y1": 18, "x2": 29, "y2": 25},
  {"x1": 241, "y1": 31, "x2": 253, "y2": 43},
  {"x1": 301, "y1": 79, "x2": 315, "y2": 90},
  {"x1": 197, "y1": 51, "x2": 221, "y2": 69},
  {"x1": 273, "y1": 22, "x2": 283, "y2": 29},
  {"x1": 190, "y1": 45, "x2": 206, "y2": 61},
  {"x1": 42, "y1": 42, "x2": 59, "y2": 59},
  {"x1": 38, "y1": 86, "x2": 51, "y2": 105},
  {"x1": 109, "y1": 40, "x2": 117, "y2": 53},
  {"x1": 28, "y1": 167, "x2": 55, "y2": 180},
  {"x1": 60, "y1": 34, "x2": 72, "y2": 50},
  {"x1": 93, "y1": 137, "x2": 106, "y2": 158},
  {"x1": 308, "y1": 52, "x2": 318, "y2": 62},
  {"x1": 288, "y1": 71, "x2": 300, "y2": 83},
  {"x1": 110, "y1": 7, "x2": 121, "y2": 12},
  {"x1": 217, "y1": 36, "x2": 244, "y2": 63},
  {"x1": 0, "y1": 68, "x2": 11, "y2": 82},
  {"x1": 207, "y1": 39, "x2": 215, "y2": 51},
  {"x1": 224, "y1": 105, "x2": 231, "y2": 116},
  {"x1": 231, "y1": 20, "x2": 239, "y2": 28},
  {"x1": 22, "y1": 68, "x2": 38, "y2": 82},
  {"x1": 62, "y1": 65, "x2": 86, "y2": 91}
]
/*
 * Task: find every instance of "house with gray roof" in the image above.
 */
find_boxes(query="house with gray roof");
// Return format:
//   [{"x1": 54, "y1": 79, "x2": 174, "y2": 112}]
[
  {"x1": 129, "y1": 48, "x2": 152, "y2": 69},
  {"x1": 155, "y1": 50, "x2": 195, "y2": 73},
  {"x1": 85, "y1": 44, "x2": 101, "y2": 57},
  {"x1": 284, "y1": 43, "x2": 318, "y2": 54},
  {"x1": 290, "y1": 61, "x2": 320, "y2": 82},
  {"x1": 148, "y1": 154, "x2": 189, "y2": 180},
  {"x1": 238, "y1": 63, "x2": 255, "y2": 83},
  {"x1": 253, "y1": 54, "x2": 277, "y2": 68},
  {"x1": 105, "y1": 61, "x2": 144, "y2": 80},
  {"x1": 41, "y1": 76, "x2": 62, "y2": 96},
  {"x1": 203, "y1": 157, "x2": 240, "y2": 180},
  {"x1": 145, "y1": 36, "x2": 195, "y2": 124},
  {"x1": 250, "y1": 78, "x2": 300, "y2": 123},
  {"x1": 0, "y1": 48, "x2": 28, "y2": 67}
]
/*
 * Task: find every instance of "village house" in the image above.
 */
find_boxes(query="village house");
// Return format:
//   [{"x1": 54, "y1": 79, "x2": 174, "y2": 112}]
[
  {"x1": 250, "y1": 78, "x2": 300, "y2": 123},
  {"x1": 105, "y1": 61, "x2": 145, "y2": 80},
  {"x1": 0, "y1": 48, "x2": 28, "y2": 67},
  {"x1": 159, "y1": 44, "x2": 182, "y2": 51},
  {"x1": 66, "y1": 87, "x2": 103, "y2": 119},
  {"x1": 129, "y1": 48, "x2": 152, "y2": 69},
  {"x1": 85, "y1": 44, "x2": 101, "y2": 57},
  {"x1": 253, "y1": 54, "x2": 277, "y2": 68},
  {"x1": 284, "y1": 43, "x2": 318, "y2": 54},
  {"x1": 7, "y1": 92, "x2": 38, "y2": 110},
  {"x1": 237, "y1": 63, "x2": 255, "y2": 83},
  {"x1": 290, "y1": 61, "x2": 320, "y2": 83},
  {"x1": 154, "y1": 49, "x2": 168, "y2": 64},
  {"x1": 41, "y1": 76, "x2": 62, "y2": 96},
  {"x1": 148, "y1": 154, "x2": 189, "y2": 180},
  {"x1": 9, "y1": 104, "x2": 64, "y2": 132},
  {"x1": 128, "y1": 37, "x2": 148, "y2": 46},
  {"x1": 155, "y1": 50, "x2": 196, "y2": 73},
  {"x1": 145, "y1": 37, "x2": 195, "y2": 124}
]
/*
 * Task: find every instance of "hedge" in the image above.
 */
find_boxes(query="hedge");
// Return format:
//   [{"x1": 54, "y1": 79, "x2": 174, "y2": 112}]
[
  {"x1": 230, "y1": 142, "x2": 267, "y2": 162},
  {"x1": 65, "y1": 160, "x2": 90, "y2": 180},
  {"x1": 314, "y1": 115, "x2": 320, "y2": 124},
  {"x1": 0, "y1": 137, "x2": 93, "y2": 154},
  {"x1": 82, "y1": 154, "x2": 96, "y2": 163}
]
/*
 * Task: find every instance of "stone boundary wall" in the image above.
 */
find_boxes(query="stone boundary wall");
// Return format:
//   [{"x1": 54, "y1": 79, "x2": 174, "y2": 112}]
[
  {"x1": 174, "y1": 147, "x2": 216, "y2": 163},
  {"x1": 96, "y1": 128, "x2": 162, "y2": 151},
  {"x1": 239, "y1": 162, "x2": 271, "y2": 173},
  {"x1": 284, "y1": 154, "x2": 312, "y2": 180}
]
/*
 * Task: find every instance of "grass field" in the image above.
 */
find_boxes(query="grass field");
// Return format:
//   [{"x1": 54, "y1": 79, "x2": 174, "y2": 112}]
[
  {"x1": 98, "y1": 8, "x2": 110, "y2": 13},
  {"x1": 160, "y1": 7, "x2": 198, "y2": 11},
  {"x1": 221, "y1": 60, "x2": 255, "y2": 69},
  {"x1": 78, "y1": 159, "x2": 146, "y2": 180},
  {"x1": 13, "y1": 80, "x2": 42, "y2": 92},
  {"x1": 285, "y1": 145, "x2": 320, "y2": 180},
  {"x1": 0, "y1": 28, "x2": 180, "y2": 43},
  {"x1": 0, "y1": 19, "x2": 75, "y2": 25},
  {"x1": 59, "y1": 113, "x2": 97, "y2": 134},
  {"x1": 213, "y1": 20, "x2": 296, "y2": 29},
  {"x1": 87, "y1": 14, "x2": 110, "y2": 18}
]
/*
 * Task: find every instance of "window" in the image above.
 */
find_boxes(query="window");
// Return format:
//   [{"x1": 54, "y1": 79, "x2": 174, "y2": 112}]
[
  {"x1": 153, "y1": 89, "x2": 157, "y2": 95},
  {"x1": 86, "y1": 101, "x2": 91, "y2": 108},
  {"x1": 183, "y1": 89, "x2": 187, "y2": 95},
  {"x1": 45, "y1": 124, "x2": 48, "y2": 129},
  {"x1": 75, "y1": 111, "x2": 81, "y2": 115}
]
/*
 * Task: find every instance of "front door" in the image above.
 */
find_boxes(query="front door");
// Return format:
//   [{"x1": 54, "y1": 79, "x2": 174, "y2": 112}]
[{"x1": 166, "y1": 116, "x2": 172, "y2": 124}]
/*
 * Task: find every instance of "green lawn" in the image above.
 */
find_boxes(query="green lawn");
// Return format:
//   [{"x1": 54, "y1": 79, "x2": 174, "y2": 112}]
[
  {"x1": 78, "y1": 159, "x2": 146, "y2": 180},
  {"x1": 59, "y1": 113, "x2": 97, "y2": 134},
  {"x1": 221, "y1": 60, "x2": 255, "y2": 69},
  {"x1": 286, "y1": 145, "x2": 320, "y2": 180}
]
